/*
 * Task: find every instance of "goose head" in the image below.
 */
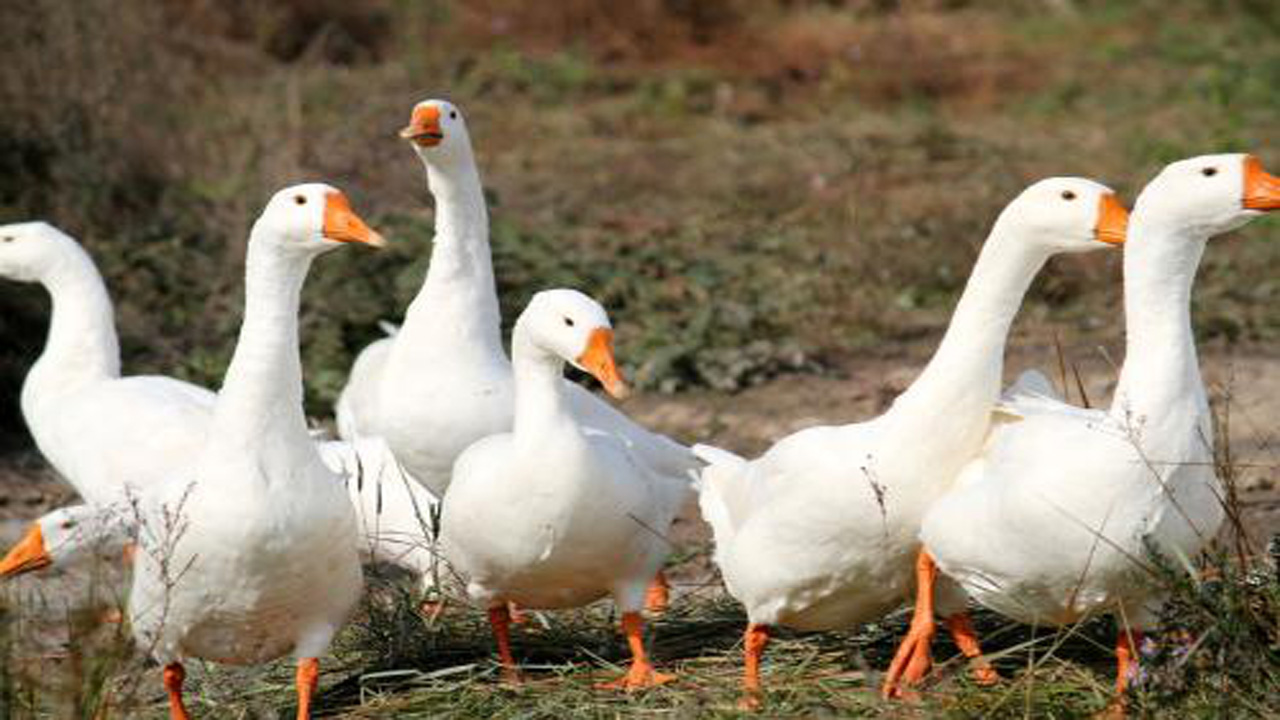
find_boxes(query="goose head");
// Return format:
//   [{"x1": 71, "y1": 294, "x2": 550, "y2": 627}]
[
  {"x1": 253, "y1": 183, "x2": 385, "y2": 255},
  {"x1": 0, "y1": 221, "x2": 82, "y2": 283},
  {"x1": 1135, "y1": 153, "x2": 1280, "y2": 236},
  {"x1": 996, "y1": 178, "x2": 1129, "y2": 254},
  {"x1": 0, "y1": 506, "x2": 129, "y2": 578},
  {"x1": 518, "y1": 288, "x2": 629, "y2": 399},
  {"x1": 398, "y1": 99, "x2": 473, "y2": 166}
]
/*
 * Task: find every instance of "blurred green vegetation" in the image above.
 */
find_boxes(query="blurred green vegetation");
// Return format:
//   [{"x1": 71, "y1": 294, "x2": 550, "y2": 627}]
[{"x1": 0, "y1": 0, "x2": 1276, "y2": 442}]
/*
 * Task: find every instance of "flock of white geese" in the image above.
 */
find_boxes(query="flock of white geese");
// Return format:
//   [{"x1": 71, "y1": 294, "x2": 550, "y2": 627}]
[{"x1": 0, "y1": 98, "x2": 1275, "y2": 718}]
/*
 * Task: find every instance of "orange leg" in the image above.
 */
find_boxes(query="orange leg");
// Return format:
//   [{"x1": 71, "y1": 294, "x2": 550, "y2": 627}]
[
  {"x1": 295, "y1": 657, "x2": 319, "y2": 720},
  {"x1": 1102, "y1": 628, "x2": 1144, "y2": 718},
  {"x1": 1114, "y1": 628, "x2": 1143, "y2": 695},
  {"x1": 645, "y1": 570, "x2": 671, "y2": 614},
  {"x1": 881, "y1": 550, "x2": 938, "y2": 699},
  {"x1": 596, "y1": 611, "x2": 675, "y2": 690},
  {"x1": 122, "y1": 542, "x2": 137, "y2": 565},
  {"x1": 488, "y1": 605, "x2": 522, "y2": 684},
  {"x1": 163, "y1": 662, "x2": 190, "y2": 720},
  {"x1": 945, "y1": 612, "x2": 999, "y2": 685},
  {"x1": 740, "y1": 623, "x2": 771, "y2": 710}
]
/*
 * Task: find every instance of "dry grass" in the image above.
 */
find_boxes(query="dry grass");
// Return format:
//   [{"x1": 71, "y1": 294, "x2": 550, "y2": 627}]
[
  {"x1": 2, "y1": 466, "x2": 1275, "y2": 719},
  {"x1": 18, "y1": 556, "x2": 1259, "y2": 718}
]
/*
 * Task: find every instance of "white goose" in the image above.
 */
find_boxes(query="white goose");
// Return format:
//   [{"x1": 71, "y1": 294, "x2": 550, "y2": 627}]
[
  {"x1": 337, "y1": 104, "x2": 694, "y2": 515},
  {"x1": 0, "y1": 222, "x2": 215, "y2": 506},
  {"x1": 336, "y1": 98, "x2": 693, "y2": 605},
  {"x1": 123, "y1": 184, "x2": 381, "y2": 719},
  {"x1": 334, "y1": 98, "x2": 511, "y2": 492},
  {"x1": 441, "y1": 289, "x2": 685, "y2": 688},
  {"x1": 694, "y1": 178, "x2": 1128, "y2": 705},
  {"x1": 907, "y1": 154, "x2": 1280, "y2": 700}
]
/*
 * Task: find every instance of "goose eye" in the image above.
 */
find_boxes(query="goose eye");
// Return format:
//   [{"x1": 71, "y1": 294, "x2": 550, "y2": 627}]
[
  {"x1": 1061, "y1": 190, "x2": 1076, "y2": 201},
  {"x1": 1201, "y1": 167, "x2": 1217, "y2": 177},
  {"x1": 61, "y1": 520, "x2": 76, "y2": 530},
  {"x1": 450, "y1": 111, "x2": 458, "y2": 120},
  {"x1": 294, "y1": 195, "x2": 307, "y2": 205},
  {"x1": 563, "y1": 317, "x2": 575, "y2": 327},
  {"x1": 1, "y1": 236, "x2": 13, "y2": 243}
]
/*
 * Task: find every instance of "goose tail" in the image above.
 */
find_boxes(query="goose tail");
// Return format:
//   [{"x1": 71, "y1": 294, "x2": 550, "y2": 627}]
[
  {"x1": 692, "y1": 444, "x2": 750, "y2": 556},
  {"x1": 335, "y1": 390, "x2": 359, "y2": 441},
  {"x1": 692, "y1": 443, "x2": 745, "y2": 471}
]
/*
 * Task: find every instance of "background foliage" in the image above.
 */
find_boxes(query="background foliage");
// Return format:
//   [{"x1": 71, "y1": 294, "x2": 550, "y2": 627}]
[{"x1": 1, "y1": 0, "x2": 1277, "y2": 445}]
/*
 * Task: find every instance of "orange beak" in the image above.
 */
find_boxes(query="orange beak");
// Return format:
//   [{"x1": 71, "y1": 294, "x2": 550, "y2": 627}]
[
  {"x1": 323, "y1": 192, "x2": 385, "y2": 248},
  {"x1": 576, "y1": 328, "x2": 630, "y2": 400},
  {"x1": 0, "y1": 523, "x2": 52, "y2": 578},
  {"x1": 399, "y1": 105, "x2": 443, "y2": 147},
  {"x1": 1094, "y1": 192, "x2": 1129, "y2": 246},
  {"x1": 1243, "y1": 155, "x2": 1280, "y2": 211}
]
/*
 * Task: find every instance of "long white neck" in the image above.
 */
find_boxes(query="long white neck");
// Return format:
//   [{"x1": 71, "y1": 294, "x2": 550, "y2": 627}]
[
  {"x1": 29, "y1": 243, "x2": 121, "y2": 392},
  {"x1": 397, "y1": 148, "x2": 505, "y2": 362},
  {"x1": 1110, "y1": 213, "x2": 1208, "y2": 427},
  {"x1": 510, "y1": 328, "x2": 574, "y2": 446},
  {"x1": 892, "y1": 224, "x2": 1046, "y2": 426},
  {"x1": 206, "y1": 229, "x2": 313, "y2": 457}
]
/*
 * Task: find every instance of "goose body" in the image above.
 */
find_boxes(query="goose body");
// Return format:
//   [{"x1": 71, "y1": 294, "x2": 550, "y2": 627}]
[
  {"x1": 335, "y1": 100, "x2": 696, "y2": 498},
  {"x1": 0, "y1": 223, "x2": 215, "y2": 506},
  {"x1": 701, "y1": 413, "x2": 941, "y2": 629},
  {"x1": 3, "y1": 436, "x2": 442, "y2": 595},
  {"x1": 333, "y1": 335, "x2": 391, "y2": 441},
  {"x1": 122, "y1": 184, "x2": 382, "y2": 719},
  {"x1": 923, "y1": 389, "x2": 1207, "y2": 626},
  {"x1": 695, "y1": 179, "x2": 1127, "y2": 703},
  {"x1": 441, "y1": 289, "x2": 682, "y2": 687},
  {"x1": 914, "y1": 155, "x2": 1280, "y2": 694},
  {"x1": 130, "y1": 447, "x2": 361, "y2": 666},
  {"x1": 446, "y1": 425, "x2": 675, "y2": 611}
]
